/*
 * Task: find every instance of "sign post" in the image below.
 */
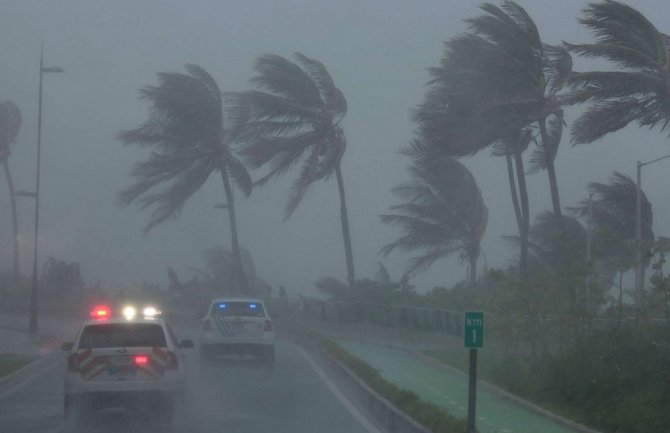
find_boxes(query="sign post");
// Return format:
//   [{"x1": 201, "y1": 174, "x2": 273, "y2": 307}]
[{"x1": 464, "y1": 312, "x2": 484, "y2": 433}]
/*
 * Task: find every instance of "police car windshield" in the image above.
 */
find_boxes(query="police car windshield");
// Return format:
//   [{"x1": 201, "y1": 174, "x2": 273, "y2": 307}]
[
  {"x1": 79, "y1": 323, "x2": 167, "y2": 349},
  {"x1": 211, "y1": 302, "x2": 265, "y2": 318}
]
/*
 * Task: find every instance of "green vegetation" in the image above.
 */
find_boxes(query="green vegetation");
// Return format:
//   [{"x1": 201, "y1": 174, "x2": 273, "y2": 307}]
[
  {"x1": 321, "y1": 339, "x2": 466, "y2": 433},
  {"x1": 0, "y1": 356, "x2": 28, "y2": 378},
  {"x1": 425, "y1": 327, "x2": 670, "y2": 433}
]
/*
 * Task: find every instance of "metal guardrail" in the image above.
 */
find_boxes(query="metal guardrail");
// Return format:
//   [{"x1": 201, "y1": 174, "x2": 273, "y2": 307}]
[{"x1": 294, "y1": 298, "x2": 468, "y2": 337}]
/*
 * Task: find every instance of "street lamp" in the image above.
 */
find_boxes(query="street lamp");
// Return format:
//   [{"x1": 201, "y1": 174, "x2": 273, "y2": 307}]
[
  {"x1": 635, "y1": 153, "x2": 670, "y2": 320},
  {"x1": 29, "y1": 45, "x2": 64, "y2": 334}
]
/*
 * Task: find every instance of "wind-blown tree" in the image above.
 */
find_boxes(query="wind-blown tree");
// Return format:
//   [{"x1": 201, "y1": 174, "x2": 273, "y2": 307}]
[
  {"x1": 188, "y1": 246, "x2": 256, "y2": 295},
  {"x1": 118, "y1": 65, "x2": 252, "y2": 292},
  {"x1": 518, "y1": 211, "x2": 588, "y2": 347},
  {"x1": 239, "y1": 53, "x2": 355, "y2": 290},
  {"x1": 571, "y1": 172, "x2": 654, "y2": 316},
  {"x1": 0, "y1": 101, "x2": 22, "y2": 286},
  {"x1": 380, "y1": 143, "x2": 488, "y2": 285},
  {"x1": 415, "y1": 1, "x2": 573, "y2": 221},
  {"x1": 565, "y1": 1, "x2": 670, "y2": 144}
]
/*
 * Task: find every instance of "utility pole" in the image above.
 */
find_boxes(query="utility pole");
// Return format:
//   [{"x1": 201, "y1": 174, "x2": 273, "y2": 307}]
[
  {"x1": 635, "y1": 154, "x2": 670, "y2": 322},
  {"x1": 29, "y1": 44, "x2": 64, "y2": 334}
]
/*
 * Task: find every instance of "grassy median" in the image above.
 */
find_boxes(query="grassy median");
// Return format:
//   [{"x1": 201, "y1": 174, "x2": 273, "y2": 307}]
[
  {"x1": 322, "y1": 339, "x2": 466, "y2": 433},
  {"x1": 0, "y1": 355, "x2": 29, "y2": 378}
]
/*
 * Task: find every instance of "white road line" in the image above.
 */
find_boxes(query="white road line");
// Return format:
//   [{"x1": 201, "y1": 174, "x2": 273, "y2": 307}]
[
  {"x1": 0, "y1": 360, "x2": 59, "y2": 399},
  {"x1": 293, "y1": 344, "x2": 384, "y2": 433}
]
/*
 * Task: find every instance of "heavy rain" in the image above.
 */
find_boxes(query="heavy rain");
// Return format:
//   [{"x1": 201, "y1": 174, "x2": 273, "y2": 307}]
[{"x1": 0, "y1": 1, "x2": 669, "y2": 433}]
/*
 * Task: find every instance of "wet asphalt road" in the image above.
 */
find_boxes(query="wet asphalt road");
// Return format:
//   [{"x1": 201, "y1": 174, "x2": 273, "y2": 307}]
[{"x1": 0, "y1": 336, "x2": 375, "y2": 433}]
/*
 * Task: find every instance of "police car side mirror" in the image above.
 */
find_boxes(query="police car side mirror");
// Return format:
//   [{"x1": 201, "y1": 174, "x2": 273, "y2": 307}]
[
  {"x1": 179, "y1": 339, "x2": 194, "y2": 349},
  {"x1": 61, "y1": 342, "x2": 74, "y2": 351}
]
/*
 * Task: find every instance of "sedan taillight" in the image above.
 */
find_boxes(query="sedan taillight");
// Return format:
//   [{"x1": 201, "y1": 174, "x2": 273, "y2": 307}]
[
  {"x1": 202, "y1": 318, "x2": 212, "y2": 332},
  {"x1": 264, "y1": 319, "x2": 273, "y2": 332}
]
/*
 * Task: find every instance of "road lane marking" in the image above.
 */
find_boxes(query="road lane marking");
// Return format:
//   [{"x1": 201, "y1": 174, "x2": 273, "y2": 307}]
[
  {"x1": 293, "y1": 344, "x2": 384, "y2": 433},
  {"x1": 0, "y1": 358, "x2": 60, "y2": 399}
]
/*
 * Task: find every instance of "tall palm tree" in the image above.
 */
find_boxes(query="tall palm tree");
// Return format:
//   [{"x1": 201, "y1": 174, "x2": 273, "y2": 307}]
[
  {"x1": 380, "y1": 142, "x2": 488, "y2": 285},
  {"x1": 239, "y1": 53, "x2": 355, "y2": 290},
  {"x1": 565, "y1": 1, "x2": 670, "y2": 144},
  {"x1": 571, "y1": 172, "x2": 654, "y2": 315},
  {"x1": 0, "y1": 101, "x2": 22, "y2": 286},
  {"x1": 415, "y1": 1, "x2": 573, "y2": 219},
  {"x1": 118, "y1": 65, "x2": 252, "y2": 292},
  {"x1": 492, "y1": 129, "x2": 533, "y2": 280}
]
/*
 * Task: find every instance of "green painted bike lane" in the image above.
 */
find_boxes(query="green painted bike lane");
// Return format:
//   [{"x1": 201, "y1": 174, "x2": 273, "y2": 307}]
[{"x1": 337, "y1": 340, "x2": 577, "y2": 433}]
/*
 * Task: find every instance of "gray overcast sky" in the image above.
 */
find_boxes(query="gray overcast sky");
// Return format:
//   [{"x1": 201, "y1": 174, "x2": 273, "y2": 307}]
[{"x1": 0, "y1": 0, "x2": 669, "y2": 297}]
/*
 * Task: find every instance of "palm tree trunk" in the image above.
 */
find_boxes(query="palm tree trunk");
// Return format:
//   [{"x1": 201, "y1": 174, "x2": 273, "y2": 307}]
[
  {"x1": 220, "y1": 168, "x2": 249, "y2": 294},
  {"x1": 335, "y1": 163, "x2": 356, "y2": 291},
  {"x1": 618, "y1": 270, "x2": 624, "y2": 327},
  {"x1": 538, "y1": 120, "x2": 562, "y2": 217},
  {"x1": 514, "y1": 152, "x2": 530, "y2": 281},
  {"x1": 3, "y1": 159, "x2": 20, "y2": 287},
  {"x1": 506, "y1": 153, "x2": 523, "y2": 234},
  {"x1": 469, "y1": 254, "x2": 477, "y2": 286},
  {"x1": 514, "y1": 151, "x2": 537, "y2": 358}
]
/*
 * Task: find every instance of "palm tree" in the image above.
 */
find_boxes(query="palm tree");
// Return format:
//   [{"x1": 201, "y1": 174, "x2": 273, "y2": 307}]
[
  {"x1": 565, "y1": 1, "x2": 670, "y2": 144},
  {"x1": 188, "y1": 246, "x2": 256, "y2": 295},
  {"x1": 513, "y1": 211, "x2": 587, "y2": 348},
  {"x1": 380, "y1": 142, "x2": 488, "y2": 285},
  {"x1": 239, "y1": 53, "x2": 355, "y2": 290},
  {"x1": 118, "y1": 65, "x2": 252, "y2": 292},
  {"x1": 571, "y1": 172, "x2": 654, "y2": 318},
  {"x1": 492, "y1": 130, "x2": 533, "y2": 280},
  {"x1": 415, "y1": 1, "x2": 573, "y2": 219},
  {"x1": 0, "y1": 101, "x2": 22, "y2": 286}
]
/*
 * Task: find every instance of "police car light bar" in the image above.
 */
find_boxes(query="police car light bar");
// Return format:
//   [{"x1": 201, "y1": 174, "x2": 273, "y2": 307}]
[{"x1": 90, "y1": 305, "x2": 111, "y2": 320}]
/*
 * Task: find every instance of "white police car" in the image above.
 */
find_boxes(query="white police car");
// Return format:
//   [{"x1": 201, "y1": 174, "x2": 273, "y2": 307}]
[
  {"x1": 61, "y1": 305, "x2": 193, "y2": 431},
  {"x1": 199, "y1": 298, "x2": 275, "y2": 367}
]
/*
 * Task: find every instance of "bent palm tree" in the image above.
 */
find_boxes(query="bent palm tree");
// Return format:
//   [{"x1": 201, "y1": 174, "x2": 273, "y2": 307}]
[
  {"x1": 0, "y1": 101, "x2": 22, "y2": 286},
  {"x1": 239, "y1": 53, "x2": 355, "y2": 290},
  {"x1": 571, "y1": 172, "x2": 654, "y2": 315},
  {"x1": 380, "y1": 143, "x2": 488, "y2": 285},
  {"x1": 565, "y1": 1, "x2": 670, "y2": 144},
  {"x1": 416, "y1": 0, "x2": 572, "y2": 219},
  {"x1": 118, "y1": 65, "x2": 252, "y2": 292}
]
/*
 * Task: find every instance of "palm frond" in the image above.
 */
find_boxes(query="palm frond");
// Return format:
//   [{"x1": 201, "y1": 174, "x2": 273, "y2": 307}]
[
  {"x1": 577, "y1": 0, "x2": 667, "y2": 70},
  {"x1": 243, "y1": 90, "x2": 326, "y2": 124},
  {"x1": 293, "y1": 52, "x2": 342, "y2": 115},
  {"x1": 571, "y1": 98, "x2": 640, "y2": 144},
  {"x1": 563, "y1": 71, "x2": 663, "y2": 105},
  {"x1": 251, "y1": 54, "x2": 324, "y2": 109},
  {"x1": 224, "y1": 153, "x2": 252, "y2": 197},
  {"x1": 544, "y1": 43, "x2": 573, "y2": 95}
]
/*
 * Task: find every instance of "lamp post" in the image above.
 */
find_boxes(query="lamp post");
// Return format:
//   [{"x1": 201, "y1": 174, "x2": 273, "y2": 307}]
[
  {"x1": 635, "y1": 154, "x2": 670, "y2": 320},
  {"x1": 29, "y1": 45, "x2": 64, "y2": 334}
]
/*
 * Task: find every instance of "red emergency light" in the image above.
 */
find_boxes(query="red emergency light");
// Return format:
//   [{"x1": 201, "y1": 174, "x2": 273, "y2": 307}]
[{"x1": 90, "y1": 305, "x2": 111, "y2": 320}]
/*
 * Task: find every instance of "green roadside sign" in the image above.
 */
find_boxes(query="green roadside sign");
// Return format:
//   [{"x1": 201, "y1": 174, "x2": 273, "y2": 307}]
[{"x1": 464, "y1": 311, "x2": 484, "y2": 348}]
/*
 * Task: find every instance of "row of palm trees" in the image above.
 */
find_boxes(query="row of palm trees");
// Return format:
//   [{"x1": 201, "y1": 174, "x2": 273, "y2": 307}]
[
  {"x1": 119, "y1": 56, "x2": 354, "y2": 293},
  {"x1": 379, "y1": 0, "x2": 668, "y2": 328},
  {"x1": 118, "y1": 1, "x2": 669, "y2": 306}
]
